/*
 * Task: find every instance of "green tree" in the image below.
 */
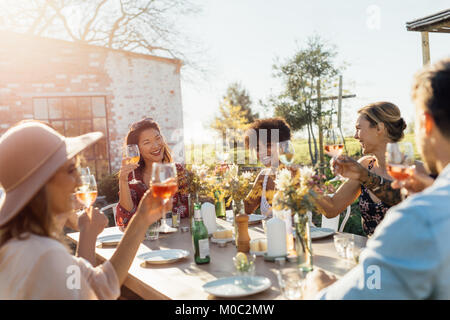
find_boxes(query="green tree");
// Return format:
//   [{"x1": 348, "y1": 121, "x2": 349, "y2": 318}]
[
  {"x1": 268, "y1": 35, "x2": 342, "y2": 167},
  {"x1": 210, "y1": 98, "x2": 250, "y2": 139},
  {"x1": 223, "y1": 82, "x2": 259, "y2": 123}
]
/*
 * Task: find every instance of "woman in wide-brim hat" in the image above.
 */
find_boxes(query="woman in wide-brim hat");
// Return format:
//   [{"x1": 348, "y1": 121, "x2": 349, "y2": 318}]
[{"x1": 0, "y1": 121, "x2": 170, "y2": 299}]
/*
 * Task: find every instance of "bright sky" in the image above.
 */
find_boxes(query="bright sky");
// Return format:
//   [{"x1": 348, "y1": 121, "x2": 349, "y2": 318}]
[{"x1": 179, "y1": 0, "x2": 449, "y2": 144}]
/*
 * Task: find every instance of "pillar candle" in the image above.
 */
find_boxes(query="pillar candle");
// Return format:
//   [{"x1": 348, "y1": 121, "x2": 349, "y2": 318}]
[{"x1": 266, "y1": 216, "x2": 287, "y2": 257}]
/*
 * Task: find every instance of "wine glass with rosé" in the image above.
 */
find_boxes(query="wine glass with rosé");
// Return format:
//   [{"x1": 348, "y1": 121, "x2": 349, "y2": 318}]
[
  {"x1": 324, "y1": 127, "x2": 345, "y2": 180},
  {"x1": 386, "y1": 142, "x2": 415, "y2": 200},
  {"x1": 151, "y1": 163, "x2": 179, "y2": 233},
  {"x1": 75, "y1": 174, "x2": 98, "y2": 208},
  {"x1": 126, "y1": 144, "x2": 141, "y2": 184}
]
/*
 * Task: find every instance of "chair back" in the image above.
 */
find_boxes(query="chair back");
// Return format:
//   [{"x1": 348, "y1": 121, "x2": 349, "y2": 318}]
[{"x1": 100, "y1": 203, "x2": 118, "y2": 227}]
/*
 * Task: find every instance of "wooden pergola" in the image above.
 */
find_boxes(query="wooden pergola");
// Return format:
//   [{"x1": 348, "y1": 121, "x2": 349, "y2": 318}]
[{"x1": 406, "y1": 8, "x2": 450, "y2": 65}]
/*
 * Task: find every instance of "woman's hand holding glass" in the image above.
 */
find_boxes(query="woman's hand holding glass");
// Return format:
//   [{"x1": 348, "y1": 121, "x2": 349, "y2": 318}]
[
  {"x1": 386, "y1": 142, "x2": 414, "y2": 200},
  {"x1": 126, "y1": 144, "x2": 141, "y2": 184},
  {"x1": 119, "y1": 157, "x2": 139, "y2": 183}
]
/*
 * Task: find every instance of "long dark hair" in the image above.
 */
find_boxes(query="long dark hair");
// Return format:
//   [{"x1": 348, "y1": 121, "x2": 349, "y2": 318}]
[{"x1": 124, "y1": 118, "x2": 173, "y2": 170}]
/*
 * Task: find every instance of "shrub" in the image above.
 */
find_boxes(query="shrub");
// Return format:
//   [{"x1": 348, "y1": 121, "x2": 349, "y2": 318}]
[{"x1": 98, "y1": 172, "x2": 120, "y2": 204}]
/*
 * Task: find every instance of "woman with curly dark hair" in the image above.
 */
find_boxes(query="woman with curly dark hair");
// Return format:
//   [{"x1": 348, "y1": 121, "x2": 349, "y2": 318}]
[{"x1": 244, "y1": 117, "x2": 292, "y2": 216}]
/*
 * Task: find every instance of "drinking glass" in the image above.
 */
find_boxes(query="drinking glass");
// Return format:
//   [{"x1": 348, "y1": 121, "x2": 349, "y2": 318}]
[
  {"x1": 386, "y1": 142, "x2": 414, "y2": 200},
  {"x1": 126, "y1": 144, "x2": 141, "y2": 184},
  {"x1": 324, "y1": 128, "x2": 345, "y2": 180},
  {"x1": 277, "y1": 267, "x2": 308, "y2": 300},
  {"x1": 75, "y1": 174, "x2": 97, "y2": 208},
  {"x1": 145, "y1": 220, "x2": 160, "y2": 241},
  {"x1": 333, "y1": 233, "x2": 355, "y2": 260},
  {"x1": 151, "y1": 163, "x2": 178, "y2": 233},
  {"x1": 278, "y1": 140, "x2": 295, "y2": 166}
]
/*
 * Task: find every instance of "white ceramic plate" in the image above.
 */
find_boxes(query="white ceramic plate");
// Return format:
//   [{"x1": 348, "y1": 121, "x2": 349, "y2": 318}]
[
  {"x1": 248, "y1": 214, "x2": 266, "y2": 225},
  {"x1": 310, "y1": 227, "x2": 335, "y2": 240},
  {"x1": 137, "y1": 249, "x2": 190, "y2": 265},
  {"x1": 96, "y1": 234, "x2": 123, "y2": 246},
  {"x1": 203, "y1": 276, "x2": 271, "y2": 298}
]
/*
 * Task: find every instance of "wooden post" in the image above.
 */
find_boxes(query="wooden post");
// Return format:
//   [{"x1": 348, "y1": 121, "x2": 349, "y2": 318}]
[
  {"x1": 337, "y1": 75, "x2": 348, "y2": 154},
  {"x1": 421, "y1": 32, "x2": 430, "y2": 66},
  {"x1": 317, "y1": 80, "x2": 324, "y2": 174}
]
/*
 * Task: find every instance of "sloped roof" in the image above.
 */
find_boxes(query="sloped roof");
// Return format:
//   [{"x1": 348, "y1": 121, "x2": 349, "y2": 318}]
[{"x1": 406, "y1": 8, "x2": 450, "y2": 33}]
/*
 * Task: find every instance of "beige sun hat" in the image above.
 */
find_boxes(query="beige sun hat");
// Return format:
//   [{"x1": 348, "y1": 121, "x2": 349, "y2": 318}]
[{"x1": 0, "y1": 121, "x2": 103, "y2": 227}]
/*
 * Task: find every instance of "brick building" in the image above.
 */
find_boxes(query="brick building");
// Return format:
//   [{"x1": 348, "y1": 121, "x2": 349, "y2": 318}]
[{"x1": 0, "y1": 31, "x2": 185, "y2": 179}]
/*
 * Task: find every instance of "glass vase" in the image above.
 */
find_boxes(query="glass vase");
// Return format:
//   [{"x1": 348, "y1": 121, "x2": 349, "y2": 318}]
[
  {"x1": 294, "y1": 212, "x2": 313, "y2": 272},
  {"x1": 214, "y1": 191, "x2": 226, "y2": 218}
]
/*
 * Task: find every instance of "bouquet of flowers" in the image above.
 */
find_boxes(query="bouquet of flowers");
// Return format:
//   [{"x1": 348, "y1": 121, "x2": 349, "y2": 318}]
[
  {"x1": 220, "y1": 164, "x2": 255, "y2": 213},
  {"x1": 273, "y1": 166, "x2": 333, "y2": 215},
  {"x1": 182, "y1": 164, "x2": 210, "y2": 197}
]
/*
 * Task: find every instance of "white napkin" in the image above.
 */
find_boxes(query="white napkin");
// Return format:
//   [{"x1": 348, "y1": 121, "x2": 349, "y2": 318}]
[{"x1": 201, "y1": 202, "x2": 217, "y2": 234}]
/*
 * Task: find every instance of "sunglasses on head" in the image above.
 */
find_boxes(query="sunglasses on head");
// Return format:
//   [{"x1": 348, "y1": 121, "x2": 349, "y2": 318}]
[{"x1": 130, "y1": 117, "x2": 155, "y2": 130}]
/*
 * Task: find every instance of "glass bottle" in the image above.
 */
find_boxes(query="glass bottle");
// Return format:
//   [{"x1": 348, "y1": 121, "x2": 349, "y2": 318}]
[{"x1": 192, "y1": 203, "x2": 210, "y2": 264}]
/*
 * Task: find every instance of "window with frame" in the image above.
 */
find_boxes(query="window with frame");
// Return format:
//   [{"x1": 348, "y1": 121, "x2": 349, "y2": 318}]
[{"x1": 32, "y1": 96, "x2": 110, "y2": 179}]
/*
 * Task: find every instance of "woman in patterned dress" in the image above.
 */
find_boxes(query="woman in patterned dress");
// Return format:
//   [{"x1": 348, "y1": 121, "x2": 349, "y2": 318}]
[
  {"x1": 116, "y1": 118, "x2": 188, "y2": 229},
  {"x1": 315, "y1": 102, "x2": 407, "y2": 236}
]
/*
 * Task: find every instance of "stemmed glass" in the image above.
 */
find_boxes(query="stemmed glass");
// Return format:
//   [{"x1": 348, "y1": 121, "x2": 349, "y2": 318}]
[
  {"x1": 151, "y1": 163, "x2": 178, "y2": 233},
  {"x1": 126, "y1": 144, "x2": 141, "y2": 184},
  {"x1": 278, "y1": 140, "x2": 295, "y2": 166},
  {"x1": 75, "y1": 174, "x2": 98, "y2": 208},
  {"x1": 386, "y1": 142, "x2": 415, "y2": 200},
  {"x1": 324, "y1": 128, "x2": 345, "y2": 181}
]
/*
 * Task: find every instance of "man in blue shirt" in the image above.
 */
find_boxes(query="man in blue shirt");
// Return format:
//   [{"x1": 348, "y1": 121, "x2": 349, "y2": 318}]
[{"x1": 303, "y1": 58, "x2": 450, "y2": 299}]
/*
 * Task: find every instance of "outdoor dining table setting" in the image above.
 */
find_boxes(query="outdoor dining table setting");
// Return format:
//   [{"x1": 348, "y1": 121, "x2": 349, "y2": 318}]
[{"x1": 66, "y1": 209, "x2": 367, "y2": 300}]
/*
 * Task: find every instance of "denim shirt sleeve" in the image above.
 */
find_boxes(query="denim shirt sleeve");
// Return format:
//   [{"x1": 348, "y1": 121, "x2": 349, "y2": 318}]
[{"x1": 317, "y1": 199, "x2": 440, "y2": 300}]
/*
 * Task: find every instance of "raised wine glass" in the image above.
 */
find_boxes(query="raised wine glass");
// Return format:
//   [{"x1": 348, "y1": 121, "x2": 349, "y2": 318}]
[
  {"x1": 151, "y1": 162, "x2": 178, "y2": 233},
  {"x1": 75, "y1": 174, "x2": 98, "y2": 208},
  {"x1": 324, "y1": 127, "x2": 345, "y2": 181},
  {"x1": 126, "y1": 144, "x2": 141, "y2": 184},
  {"x1": 278, "y1": 140, "x2": 295, "y2": 166},
  {"x1": 386, "y1": 142, "x2": 414, "y2": 200}
]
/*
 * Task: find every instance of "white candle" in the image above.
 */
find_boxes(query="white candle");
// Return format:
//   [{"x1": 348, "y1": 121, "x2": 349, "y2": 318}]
[{"x1": 266, "y1": 216, "x2": 287, "y2": 257}]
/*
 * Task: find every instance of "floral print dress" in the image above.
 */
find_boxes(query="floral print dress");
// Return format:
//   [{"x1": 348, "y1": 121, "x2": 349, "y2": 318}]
[
  {"x1": 359, "y1": 159, "x2": 389, "y2": 236},
  {"x1": 115, "y1": 163, "x2": 189, "y2": 228}
]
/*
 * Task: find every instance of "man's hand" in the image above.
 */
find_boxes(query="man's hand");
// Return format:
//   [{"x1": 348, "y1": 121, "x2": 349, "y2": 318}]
[
  {"x1": 332, "y1": 155, "x2": 366, "y2": 181},
  {"x1": 302, "y1": 269, "x2": 337, "y2": 300},
  {"x1": 391, "y1": 164, "x2": 435, "y2": 196},
  {"x1": 78, "y1": 206, "x2": 109, "y2": 237}
]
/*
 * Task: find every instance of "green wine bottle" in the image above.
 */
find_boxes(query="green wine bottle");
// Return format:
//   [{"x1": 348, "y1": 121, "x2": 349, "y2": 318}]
[{"x1": 192, "y1": 204, "x2": 210, "y2": 264}]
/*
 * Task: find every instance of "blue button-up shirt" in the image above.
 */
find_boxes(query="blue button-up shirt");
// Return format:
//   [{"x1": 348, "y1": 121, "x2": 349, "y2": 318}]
[{"x1": 318, "y1": 164, "x2": 450, "y2": 299}]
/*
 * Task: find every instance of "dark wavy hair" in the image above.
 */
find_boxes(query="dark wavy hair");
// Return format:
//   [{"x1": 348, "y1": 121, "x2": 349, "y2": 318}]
[{"x1": 124, "y1": 118, "x2": 173, "y2": 169}]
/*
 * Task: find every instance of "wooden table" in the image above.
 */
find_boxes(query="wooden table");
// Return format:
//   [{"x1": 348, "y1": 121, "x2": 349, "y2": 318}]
[{"x1": 66, "y1": 218, "x2": 367, "y2": 300}]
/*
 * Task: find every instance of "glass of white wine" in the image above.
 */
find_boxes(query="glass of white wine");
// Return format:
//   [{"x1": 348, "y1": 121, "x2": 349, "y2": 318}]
[
  {"x1": 126, "y1": 144, "x2": 141, "y2": 184},
  {"x1": 278, "y1": 140, "x2": 295, "y2": 166},
  {"x1": 75, "y1": 174, "x2": 98, "y2": 208}
]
